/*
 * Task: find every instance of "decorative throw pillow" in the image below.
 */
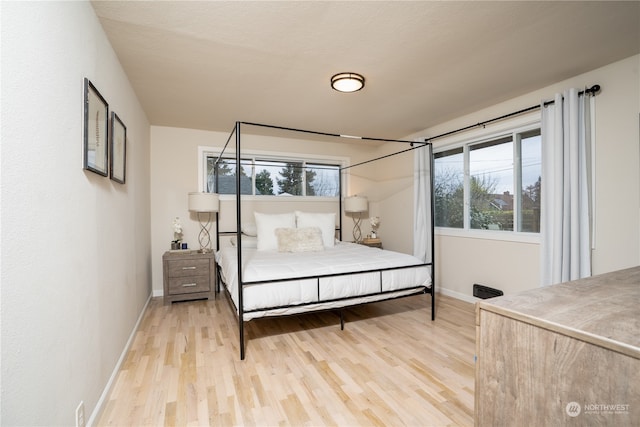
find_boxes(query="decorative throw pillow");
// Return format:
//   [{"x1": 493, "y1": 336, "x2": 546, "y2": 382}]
[
  {"x1": 295, "y1": 211, "x2": 336, "y2": 247},
  {"x1": 254, "y1": 212, "x2": 296, "y2": 251},
  {"x1": 275, "y1": 227, "x2": 324, "y2": 253}
]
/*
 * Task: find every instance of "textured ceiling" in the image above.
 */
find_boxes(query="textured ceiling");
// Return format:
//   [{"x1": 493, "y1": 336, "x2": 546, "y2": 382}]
[{"x1": 92, "y1": 1, "x2": 640, "y2": 140}]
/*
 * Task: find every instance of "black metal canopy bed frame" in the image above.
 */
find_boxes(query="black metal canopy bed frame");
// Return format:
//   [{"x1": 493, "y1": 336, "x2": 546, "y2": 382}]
[{"x1": 214, "y1": 121, "x2": 435, "y2": 360}]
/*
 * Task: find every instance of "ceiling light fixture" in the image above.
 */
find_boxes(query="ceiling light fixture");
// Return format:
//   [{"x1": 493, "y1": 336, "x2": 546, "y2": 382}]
[{"x1": 331, "y1": 72, "x2": 365, "y2": 93}]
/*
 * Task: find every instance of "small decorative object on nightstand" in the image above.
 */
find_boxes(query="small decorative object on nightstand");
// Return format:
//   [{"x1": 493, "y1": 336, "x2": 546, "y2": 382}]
[
  {"x1": 360, "y1": 237, "x2": 382, "y2": 249},
  {"x1": 162, "y1": 251, "x2": 215, "y2": 304},
  {"x1": 369, "y1": 216, "x2": 380, "y2": 239},
  {"x1": 171, "y1": 217, "x2": 183, "y2": 250}
]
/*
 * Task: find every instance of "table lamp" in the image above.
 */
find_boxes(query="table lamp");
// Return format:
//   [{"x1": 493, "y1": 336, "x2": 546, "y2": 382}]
[
  {"x1": 188, "y1": 192, "x2": 220, "y2": 253},
  {"x1": 344, "y1": 195, "x2": 368, "y2": 243}
]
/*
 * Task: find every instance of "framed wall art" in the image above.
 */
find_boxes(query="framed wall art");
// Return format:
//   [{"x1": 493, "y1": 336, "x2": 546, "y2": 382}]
[
  {"x1": 110, "y1": 112, "x2": 126, "y2": 184},
  {"x1": 83, "y1": 78, "x2": 109, "y2": 176}
]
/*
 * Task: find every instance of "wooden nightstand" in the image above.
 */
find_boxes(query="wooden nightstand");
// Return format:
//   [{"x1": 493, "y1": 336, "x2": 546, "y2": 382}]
[
  {"x1": 162, "y1": 251, "x2": 215, "y2": 304},
  {"x1": 360, "y1": 238, "x2": 382, "y2": 249}
]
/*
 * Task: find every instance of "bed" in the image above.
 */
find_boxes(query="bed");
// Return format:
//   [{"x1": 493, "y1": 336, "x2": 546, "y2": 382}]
[
  {"x1": 213, "y1": 122, "x2": 435, "y2": 359},
  {"x1": 216, "y1": 240, "x2": 432, "y2": 320}
]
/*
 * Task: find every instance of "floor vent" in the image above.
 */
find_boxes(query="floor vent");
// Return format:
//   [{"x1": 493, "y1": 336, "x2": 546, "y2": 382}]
[{"x1": 473, "y1": 284, "x2": 504, "y2": 299}]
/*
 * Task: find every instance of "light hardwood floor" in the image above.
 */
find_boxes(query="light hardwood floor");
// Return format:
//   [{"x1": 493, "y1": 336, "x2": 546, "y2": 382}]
[{"x1": 97, "y1": 293, "x2": 475, "y2": 426}]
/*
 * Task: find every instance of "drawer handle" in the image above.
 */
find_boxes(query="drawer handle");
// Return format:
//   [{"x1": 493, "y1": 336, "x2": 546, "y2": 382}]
[
  {"x1": 182, "y1": 283, "x2": 197, "y2": 287},
  {"x1": 182, "y1": 266, "x2": 197, "y2": 270}
]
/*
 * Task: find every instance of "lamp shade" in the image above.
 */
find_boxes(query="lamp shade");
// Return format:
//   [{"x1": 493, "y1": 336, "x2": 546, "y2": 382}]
[
  {"x1": 344, "y1": 195, "x2": 368, "y2": 213},
  {"x1": 188, "y1": 192, "x2": 219, "y2": 212}
]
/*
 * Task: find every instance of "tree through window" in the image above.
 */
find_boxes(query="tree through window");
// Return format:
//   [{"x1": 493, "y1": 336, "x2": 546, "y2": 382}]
[
  {"x1": 434, "y1": 128, "x2": 541, "y2": 233},
  {"x1": 206, "y1": 156, "x2": 339, "y2": 197}
]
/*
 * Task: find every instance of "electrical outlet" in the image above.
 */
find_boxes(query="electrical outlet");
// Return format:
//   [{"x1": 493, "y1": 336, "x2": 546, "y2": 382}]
[{"x1": 75, "y1": 401, "x2": 85, "y2": 427}]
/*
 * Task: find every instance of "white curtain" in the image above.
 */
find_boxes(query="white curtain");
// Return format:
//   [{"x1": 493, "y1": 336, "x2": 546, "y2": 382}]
[
  {"x1": 540, "y1": 88, "x2": 593, "y2": 286},
  {"x1": 413, "y1": 143, "x2": 432, "y2": 263}
]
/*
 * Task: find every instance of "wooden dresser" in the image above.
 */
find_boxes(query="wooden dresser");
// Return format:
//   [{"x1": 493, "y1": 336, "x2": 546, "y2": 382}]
[
  {"x1": 475, "y1": 267, "x2": 639, "y2": 426},
  {"x1": 162, "y1": 251, "x2": 215, "y2": 304}
]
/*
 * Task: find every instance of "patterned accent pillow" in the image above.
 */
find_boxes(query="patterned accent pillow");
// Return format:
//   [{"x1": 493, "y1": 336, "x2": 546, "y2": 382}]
[{"x1": 275, "y1": 227, "x2": 325, "y2": 253}]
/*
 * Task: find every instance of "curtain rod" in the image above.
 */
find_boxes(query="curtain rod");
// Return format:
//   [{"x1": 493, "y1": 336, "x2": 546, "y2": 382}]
[{"x1": 424, "y1": 84, "x2": 600, "y2": 143}]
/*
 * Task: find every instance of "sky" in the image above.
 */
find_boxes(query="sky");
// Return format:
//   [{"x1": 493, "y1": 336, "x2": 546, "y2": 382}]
[{"x1": 437, "y1": 134, "x2": 541, "y2": 195}]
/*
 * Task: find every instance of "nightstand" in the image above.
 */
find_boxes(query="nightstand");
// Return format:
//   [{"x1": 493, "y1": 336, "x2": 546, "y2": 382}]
[
  {"x1": 360, "y1": 238, "x2": 382, "y2": 249},
  {"x1": 162, "y1": 251, "x2": 215, "y2": 304}
]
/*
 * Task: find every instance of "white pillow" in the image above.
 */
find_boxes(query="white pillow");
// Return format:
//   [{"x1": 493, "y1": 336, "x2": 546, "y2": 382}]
[
  {"x1": 241, "y1": 222, "x2": 257, "y2": 236},
  {"x1": 275, "y1": 227, "x2": 324, "y2": 253},
  {"x1": 254, "y1": 212, "x2": 296, "y2": 251},
  {"x1": 295, "y1": 211, "x2": 336, "y2": 247},
  {"x1": 230, "y1": 235, "x2": 258, "y2": 248}
]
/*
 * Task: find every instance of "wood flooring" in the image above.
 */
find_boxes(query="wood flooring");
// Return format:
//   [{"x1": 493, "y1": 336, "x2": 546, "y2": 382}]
[{"x1": 96, "y1": 293, "x2": 476, "y2": 426}]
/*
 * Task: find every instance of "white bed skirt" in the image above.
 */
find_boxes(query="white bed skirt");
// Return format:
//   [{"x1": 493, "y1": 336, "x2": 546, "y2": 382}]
[{"x1": 216, "y1": 242, "x2": 432, "y2": 320}]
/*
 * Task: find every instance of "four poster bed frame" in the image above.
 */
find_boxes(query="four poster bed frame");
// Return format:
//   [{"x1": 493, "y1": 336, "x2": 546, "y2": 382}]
[{"x1": 214, "y1": 122, "x2": 435, "y2": 360}]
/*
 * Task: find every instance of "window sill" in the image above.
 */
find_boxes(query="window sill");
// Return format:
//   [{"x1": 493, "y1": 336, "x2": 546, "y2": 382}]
[{"x1": 435, "y1": 227, "x2": 540, "y2": 244}]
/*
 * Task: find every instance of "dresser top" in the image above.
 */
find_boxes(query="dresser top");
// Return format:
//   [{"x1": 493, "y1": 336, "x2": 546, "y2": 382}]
[{"x1": 477, "y1": 266, "x2": 640, "y2": 358}]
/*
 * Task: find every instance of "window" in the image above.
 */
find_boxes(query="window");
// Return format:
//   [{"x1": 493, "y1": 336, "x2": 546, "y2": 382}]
[
  {"x1": 205, "y1": 154, "x2": 341, "y2": 197},
  {"x1": 434, "y1": 147, "x2": 464, "y2": 228},
  {"x1": 434, "y1": 127, "x2": 541, "y2": 233}
]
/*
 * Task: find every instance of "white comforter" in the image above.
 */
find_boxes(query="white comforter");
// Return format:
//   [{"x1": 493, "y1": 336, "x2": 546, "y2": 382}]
[{"x1": 216, "y1": 242, "x2": 431, "y2": 319}]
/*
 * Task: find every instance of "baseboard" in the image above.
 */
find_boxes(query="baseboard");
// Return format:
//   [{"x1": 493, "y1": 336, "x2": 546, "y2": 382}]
[
  {"x1": 87, "y1": 292, "x2": 153, "y2": 426},
  {"x1": 438, "y1": 287, "x2": 481, "y2": 304}
]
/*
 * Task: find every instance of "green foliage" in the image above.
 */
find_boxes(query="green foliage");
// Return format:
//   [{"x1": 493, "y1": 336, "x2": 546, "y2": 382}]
[
  {"x1": 435, "y1": 171, "x2": 502, "y2": 229},
  {"x1": 276, "y1": 163, "x2": 316, "y2": 196},
  {"x1": 276, "y1": 163, "x2": 302, "y2": 195},
  {"x1": 488, "y1": 211, "x2": 513, "y2": 231},
  {"x1": 434, "y1": 166, "x2": 461, "y2": 227},
  {"x1": 255, "y1": 169, "x2": 274, "y2": 195},
  {"x1": 470, "y1": 175, "x2": 498, "y2": 229},
  {"x1": 470, "y1": 207, "x2": 497, "y2": 230},
  {"x1": 524, "y1": 176, "x2": 541, "y2": 204},
  {"x1": 305, "y1": 169, "x2": 317, "y2": 196}
]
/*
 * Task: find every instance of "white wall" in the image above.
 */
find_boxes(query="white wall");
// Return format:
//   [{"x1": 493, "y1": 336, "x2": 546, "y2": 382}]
[
  {"x1": 1, "y1": 2, "x2": 151, "y2": 425},
  {"x1": 397, "y1": 54, "x2": 640, "y2": 300},
  {"x1": 361, "y1": 141, "x2": 418, "y2": 253}
]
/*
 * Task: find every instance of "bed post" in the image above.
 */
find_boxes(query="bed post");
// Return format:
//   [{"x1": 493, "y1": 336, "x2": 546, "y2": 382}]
[
  {"x1": 339, "y1": 166, "x2": 343, "y2": 241},
  {"x1": 429, "y1": 142, "x2": 436, "y2": 321},
  {"x1": 235, "y1": 121, "x2": 246, "y2": 360}
]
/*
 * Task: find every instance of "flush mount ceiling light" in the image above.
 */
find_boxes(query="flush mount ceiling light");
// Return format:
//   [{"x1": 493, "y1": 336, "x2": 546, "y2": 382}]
[{"x1": 331, "y1": 72, "x2": 365, "y2": 93}]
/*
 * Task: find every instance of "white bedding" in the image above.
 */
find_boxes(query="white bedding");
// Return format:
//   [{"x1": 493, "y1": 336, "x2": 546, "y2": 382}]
[{"x1": 215, "y1": 242, "x2": 431, "y2": 320}]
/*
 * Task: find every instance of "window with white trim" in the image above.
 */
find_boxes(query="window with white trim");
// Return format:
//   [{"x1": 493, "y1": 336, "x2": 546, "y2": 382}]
[
  {"x1": 434, "y1": 127, "x2": 541, "y2": 233},
  {"x1": 204, "y1": 154, "x2": 341, "y2": 197}
]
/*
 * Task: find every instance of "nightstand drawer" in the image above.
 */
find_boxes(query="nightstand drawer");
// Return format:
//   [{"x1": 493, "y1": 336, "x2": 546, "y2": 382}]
[
  {"x1": 162, "y1": 251, "x2": 215, "y2": 304},
  {"x1": 168, "y1": 275, "x2": 210, "y2": 295},
  {"x1": 166, "y1": 259, "x2": 210, "y2": 278}
]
